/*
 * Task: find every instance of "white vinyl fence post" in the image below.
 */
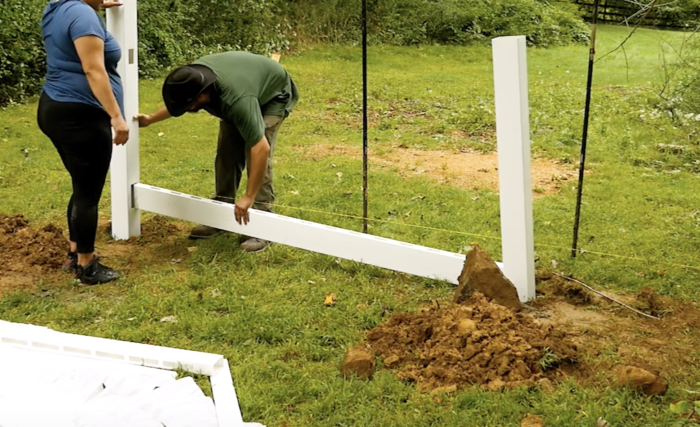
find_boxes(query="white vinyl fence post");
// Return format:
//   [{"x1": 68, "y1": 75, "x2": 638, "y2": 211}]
[
  {"x1": 107, "y1": 0, "x2": 140, "y2": 239},
  {"x1": 492, "y1": 36, "x2": 536, "y2": 302}
]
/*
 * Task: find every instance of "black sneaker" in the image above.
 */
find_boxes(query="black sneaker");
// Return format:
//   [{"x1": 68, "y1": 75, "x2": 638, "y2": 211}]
[
  {"x1": 64, "y1": 252, "x2": 102, "y2": 273},
  {"x1": 74, "y1": 258, "x2": 120, "y2": 285},
  {"x1": 63, "y1": 252, "x2": 77, "y2": 273}
]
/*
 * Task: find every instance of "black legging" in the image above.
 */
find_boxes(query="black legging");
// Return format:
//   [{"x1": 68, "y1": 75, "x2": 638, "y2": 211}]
[{"x1": 37, "y1": 92, "x2": 113, "y2": 254}]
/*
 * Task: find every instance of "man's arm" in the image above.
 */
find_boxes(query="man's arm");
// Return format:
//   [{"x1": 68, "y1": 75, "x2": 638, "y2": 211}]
[
  {"x1": 234, "y1": 136, "x2": 271, "y2": 225},
  {"x1": 135, "y1": 106, "x2": 171, "y2": 128}
]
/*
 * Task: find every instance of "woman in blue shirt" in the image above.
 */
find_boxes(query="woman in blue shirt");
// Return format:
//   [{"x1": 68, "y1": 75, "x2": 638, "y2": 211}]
[{"x1": 37, "y1": 0, "x2": 128, "y2": 285}]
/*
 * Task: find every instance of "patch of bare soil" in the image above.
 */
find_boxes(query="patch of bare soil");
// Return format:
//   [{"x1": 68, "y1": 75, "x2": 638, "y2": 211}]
[
  {"x1": 364, "y1": 273, "x2": 700, "y2": 394},
  {"x1": 0, "y1": 214, "x2": 66, "y2": 294},
  {"x1": 295, "y1": 143, "x2": 585, "y2": 197},
  {"x1": 98, "y1": 216, "x2": 193, "y2": 273},
  {"x1": 0, "y1": 214, "x2": 196, "y2": 295},
  {"x1": 531, "y1": 276, "x2": 700, "y2": 388}
]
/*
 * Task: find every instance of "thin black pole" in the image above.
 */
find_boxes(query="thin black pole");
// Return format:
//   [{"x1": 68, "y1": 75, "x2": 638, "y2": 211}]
[
  {"x1": 362, "y1": 0, "x2": 368, "y2": 233},
  {"x1": 572, "y1": 0, "x2": 600, "y2": 257}
]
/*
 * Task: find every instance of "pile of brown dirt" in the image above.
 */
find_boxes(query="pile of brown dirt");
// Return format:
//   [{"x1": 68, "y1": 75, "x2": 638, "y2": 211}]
[
  {"x1": 366, "y1": 292, "x2": 578, "y2": 392},
  {"x1": 0, "y1": 214, "x2": 66, "y2": 294},
  {"x1": 0, "y1": 214, "x2": 65, "y2": 271}
]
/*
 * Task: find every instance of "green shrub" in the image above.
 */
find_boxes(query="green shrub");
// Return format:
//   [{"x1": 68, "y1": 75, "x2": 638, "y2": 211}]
[
  {"x1": 0, "y1": 0, "x2": 47, "y2": 106},
  {"x1": 135, "y1": 0, "x2": 201, "y2": 78},
  {"x1": 657, "y1": 32, "x2": 700, "y2": 118},
  {"x1": 136, "y1": 0, "x2": 291, "y2": 78}
]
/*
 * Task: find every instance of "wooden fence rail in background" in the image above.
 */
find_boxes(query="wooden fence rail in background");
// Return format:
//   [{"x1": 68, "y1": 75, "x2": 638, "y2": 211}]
[{"x1": 571, "y1": 0, "x2": 698, "y2": 29}]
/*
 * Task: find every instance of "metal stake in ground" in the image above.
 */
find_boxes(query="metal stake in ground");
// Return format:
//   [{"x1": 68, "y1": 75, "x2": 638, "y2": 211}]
[
  {"x1": 362, "y1": 0, "x2": 369, "y2": 233},
  {"x1": 571, "y1": 0, "x2": 600, "y2": 258}
]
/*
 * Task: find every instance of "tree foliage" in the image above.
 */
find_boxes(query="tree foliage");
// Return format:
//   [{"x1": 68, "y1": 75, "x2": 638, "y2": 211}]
[{"x1": 0, "y1": 0, "x2": 592, "y2": 106}]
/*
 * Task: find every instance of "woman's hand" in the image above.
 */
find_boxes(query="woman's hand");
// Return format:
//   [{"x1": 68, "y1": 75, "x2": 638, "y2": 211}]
[
  {"x1": 102, "y1": 1, "x2": 123, "y2": 8},
  {"x1": 111, "y1": 116, "x2": 129, "y2": 145}
]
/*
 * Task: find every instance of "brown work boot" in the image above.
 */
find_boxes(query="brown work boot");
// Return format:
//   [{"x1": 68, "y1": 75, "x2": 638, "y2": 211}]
[
  {"x1": 189, "y1": 225, "x2": 224, "y2": 240},
  {"x1": 240, "y1": 237, "x2": 270, "y2": 253}
]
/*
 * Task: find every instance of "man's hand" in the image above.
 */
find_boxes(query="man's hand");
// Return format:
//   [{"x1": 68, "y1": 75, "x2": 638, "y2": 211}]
[
  {"x1": 235, "y1": 194, "x2": 255, "y2": 225},
  {"x1": 102, "y1": 1, "x2": 123, "y2": 8},
  {"x1": 111, "y1": 116, "x2": 129, "y2": 145},
  {"x1": 134, "y1": 113, "x2": 152, "y2": 128}
]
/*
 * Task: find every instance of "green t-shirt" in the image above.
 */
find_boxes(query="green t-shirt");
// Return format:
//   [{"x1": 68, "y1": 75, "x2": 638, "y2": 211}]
[{"x1": 194, "y1": 51, "x2": 299, "y2": 147}]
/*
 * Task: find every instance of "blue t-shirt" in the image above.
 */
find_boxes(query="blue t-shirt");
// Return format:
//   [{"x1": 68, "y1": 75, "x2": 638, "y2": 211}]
[{"x1": 41, "y1": 0, "x2": 124, "y2": 116}]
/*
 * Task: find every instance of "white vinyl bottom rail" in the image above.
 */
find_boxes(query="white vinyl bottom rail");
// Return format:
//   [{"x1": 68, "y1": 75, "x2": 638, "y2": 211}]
[{"x1": 0, "y1": 321, "x2": 264, "y2": 427}]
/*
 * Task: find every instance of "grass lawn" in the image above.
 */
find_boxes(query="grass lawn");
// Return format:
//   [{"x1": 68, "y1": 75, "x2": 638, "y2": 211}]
[{"x1": 1, "y1": 25, "x2": 700, "y2": 426}]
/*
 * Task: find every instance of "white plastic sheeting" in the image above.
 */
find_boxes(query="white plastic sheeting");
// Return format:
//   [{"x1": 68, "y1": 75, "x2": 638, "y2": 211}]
[
  {"x1": 0, "y1": 321, "x2": 266, "y2": 427},
  {"x1": 0, "y1": 344, "x2": 218, "y2": 427}
]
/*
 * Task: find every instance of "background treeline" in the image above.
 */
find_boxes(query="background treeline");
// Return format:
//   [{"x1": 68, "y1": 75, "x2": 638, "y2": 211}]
[
  {"x1": 3, "y1": 0, "x2": 700, "y2": 107},
  {"x1": 1, "y1": 0, "x2": 592, "y2": 106}
]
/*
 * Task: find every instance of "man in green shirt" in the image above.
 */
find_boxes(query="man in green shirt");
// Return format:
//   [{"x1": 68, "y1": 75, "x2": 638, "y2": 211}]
[{"x1": 136, "y1": 51, "x2": 299, "y2": 252}]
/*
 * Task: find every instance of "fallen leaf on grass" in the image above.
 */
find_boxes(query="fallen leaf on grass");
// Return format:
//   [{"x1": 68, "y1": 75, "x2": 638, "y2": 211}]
[
  {"x1": 411, "y1": 195, "x2": 426, "y2": 201},
  {"x1": 160, "y1": 315, "x2": 177, "y2": 323},
  {"x1": 308, "y1": 280, "x2": 316, "y2": 284},
  {"x1": 187, "y1": 247, "x2": 198, "y2": 253},
  {"x1": 336, "y1": 172, "x2": 343, "y2": 179},
  {"x1": 324, "y1": 293, "x2": 337, "y2": 306},
  {"x1": 157, "y1": 132, "x2": 165, "y2": 137}
]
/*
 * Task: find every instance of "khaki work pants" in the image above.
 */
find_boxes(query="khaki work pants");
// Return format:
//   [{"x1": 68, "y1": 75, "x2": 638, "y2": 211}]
[{"x1": 213, "y1": 115, "x2": 283, "y2": 212}]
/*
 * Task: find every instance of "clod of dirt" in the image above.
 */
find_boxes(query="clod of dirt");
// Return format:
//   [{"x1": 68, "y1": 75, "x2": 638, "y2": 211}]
[
  {"x1": 538, "y1": 378, "x2": 555, "y2": 394},
  {"x1": 430, "y1": 385, "x2": 457, "y2": 395},
  {"x1": 0, "y1": 214, "x2": 65, "y2": 272},
  {"x1": 560, "y1": 282, "x2": 593, "y2": 305},
  {"x1": 453, "y1": 245, "x2": 521, "y2": 312},
  {"x1": 635, "y1": 287, "x2": 664, "y2": 314},
  {"x1": 0, "y1": 214, "x2": 29, "y2": 234},
  {"x1": 383, "y1": 355, "x2": 400, "y2": 368},
  {"x1": 342, "y1": 347, "x2": 375, "y2": 380},
  {"x1": 521, "y1": 414, "x2": 544, "y2": 427},
  {"x1": 366, "y1": 292, "x2": 577, "y2": 393},
  {"x1": 616, "y1": 366, "x2": 668, "y2": 396}
]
